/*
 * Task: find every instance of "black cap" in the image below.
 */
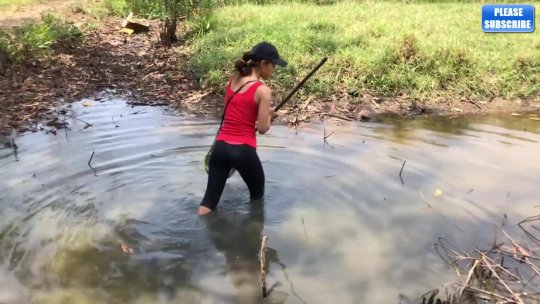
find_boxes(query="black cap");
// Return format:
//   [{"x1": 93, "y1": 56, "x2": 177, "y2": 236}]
[{"x1": 250, "y1": 41, "x2": 288, "y2": 67}]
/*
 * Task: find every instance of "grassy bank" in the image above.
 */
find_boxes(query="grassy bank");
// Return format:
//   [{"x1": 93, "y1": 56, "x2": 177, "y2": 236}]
[
  {"x1": 0, "y1": 13, "x2": 82, "y2": 63},
  {"x1": 189, "y1": 1, "x2": 540, "y2": 104}
]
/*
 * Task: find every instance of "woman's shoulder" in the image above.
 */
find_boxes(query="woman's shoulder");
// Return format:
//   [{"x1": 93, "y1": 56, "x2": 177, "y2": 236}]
[
  {"x1": 254, "y1": 83, "x2": 271, "y2": 100},
  {"x1": 255, "y1": 82, "x2": 270, "y2": 91}
]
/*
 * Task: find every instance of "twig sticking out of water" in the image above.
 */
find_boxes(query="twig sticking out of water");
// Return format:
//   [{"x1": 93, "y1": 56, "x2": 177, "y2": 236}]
[
  {"x1": 419, "y1": 190, "x2": 432, "y2": 209},
  {"x1": 323, "y1": 127, "x2": 334, "y2": 147},
  {"x1": 10, "y1": 138, "x2": 18, "y2": 150},
  {"x1": 66, "y1": 115, "x2": 93, "y2": 129},
  {"x1": 112, "y1": 116, "x2": 119, "y2": 128},
  {"x1": 88, "y1": 151, "x2": 97, "y2": 175},
  {"x1": 88, "y1": 151, "x2": 95, "y2": 167},
  {"x1": 302, "y1": 218, "x2": 309, "y2": 241},
  {"x1": 260, "y1": 235, "x2": 269, "y2": 299},
  {"x1": 294, "y1": 97, "x2": 313, "y2": 133},
  {"x1": 274, "y1": 260, "x2": 310, "y2": 304},
  {"x1": 399, "y1": 160, "x2": 406, "y2": 184},
  {"x1": 10, "y1": 138, "x2": 19, "y2": 161}
]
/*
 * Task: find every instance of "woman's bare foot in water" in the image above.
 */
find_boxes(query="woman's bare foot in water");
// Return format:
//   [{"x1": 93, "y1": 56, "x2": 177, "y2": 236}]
[{"x1": 198, "y1": 206, "x2": 212, "y2": 216}]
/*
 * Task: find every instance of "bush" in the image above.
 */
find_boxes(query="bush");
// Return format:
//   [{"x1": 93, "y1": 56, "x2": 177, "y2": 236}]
[{"x1": 0, "y1": 13, "x2": 82, "y2": 63}]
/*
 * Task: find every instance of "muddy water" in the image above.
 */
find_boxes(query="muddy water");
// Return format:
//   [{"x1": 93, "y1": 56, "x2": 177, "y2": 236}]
[{"x1": 1, "y1": 99, "x2": 539, "y2": 304}]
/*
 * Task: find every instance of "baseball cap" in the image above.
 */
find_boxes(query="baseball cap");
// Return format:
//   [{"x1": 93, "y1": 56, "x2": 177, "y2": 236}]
[{"x1": 249, "y1": 41, "x2": 288, "y2": 67}]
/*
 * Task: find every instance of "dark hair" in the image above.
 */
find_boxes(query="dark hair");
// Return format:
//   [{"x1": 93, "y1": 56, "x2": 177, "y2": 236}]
[{"x1": 234, "y1": 51, "x2": 258, "y2": 77}]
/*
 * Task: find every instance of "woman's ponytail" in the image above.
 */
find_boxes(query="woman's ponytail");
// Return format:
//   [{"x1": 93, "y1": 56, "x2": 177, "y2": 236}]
[{"x1": 234, "y1": 51, "x2": 254, "y2": 77}]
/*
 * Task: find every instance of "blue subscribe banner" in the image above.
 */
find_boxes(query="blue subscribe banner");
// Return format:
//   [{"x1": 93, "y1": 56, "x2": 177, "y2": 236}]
[{"x1": 482, "y1": 4, "x2": 535, "y2": 33}]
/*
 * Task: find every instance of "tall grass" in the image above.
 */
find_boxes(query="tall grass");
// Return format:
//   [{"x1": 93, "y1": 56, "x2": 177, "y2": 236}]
[{"x1": 189, "y1": 1, "x2": 539, "y2": 102}]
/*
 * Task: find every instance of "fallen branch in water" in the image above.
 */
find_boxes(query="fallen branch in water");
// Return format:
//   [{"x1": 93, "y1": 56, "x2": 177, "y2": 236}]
[
  {"x1": 260, "y1": 235, "x2": 268, "y2": 299},
  {"x1": 130, "y1": 110, "x2": 147, "y2": 115},
  {"x1": 322, "y1": 113, "x2": 353, "y2": 122},
  {"x1": 127, "y1": 101, "x2": 167, "y2": 106}
]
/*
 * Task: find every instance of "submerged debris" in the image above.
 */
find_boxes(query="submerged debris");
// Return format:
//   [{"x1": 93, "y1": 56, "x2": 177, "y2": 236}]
[{"x1": 421, "y1": 214, "x2": 540, "y2": 304}]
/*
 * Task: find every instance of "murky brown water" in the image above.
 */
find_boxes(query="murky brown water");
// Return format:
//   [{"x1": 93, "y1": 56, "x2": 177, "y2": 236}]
[{"x1": 1, "y1": 99, "x2": 539, "y2": 304}]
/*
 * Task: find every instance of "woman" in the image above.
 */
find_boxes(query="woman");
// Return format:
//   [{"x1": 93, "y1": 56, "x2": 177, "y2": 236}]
[{"x1": 198, "y1": 41, "x2": 288, "y2": 216}]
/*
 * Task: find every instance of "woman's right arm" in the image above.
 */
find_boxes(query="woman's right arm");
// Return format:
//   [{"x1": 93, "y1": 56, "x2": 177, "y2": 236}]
[{"x1": 256, "y1": 85, "x2": 273, "y2": 134}]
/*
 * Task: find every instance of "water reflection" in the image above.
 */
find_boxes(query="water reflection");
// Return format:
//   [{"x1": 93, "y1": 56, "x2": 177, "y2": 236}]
[
  {"x1": 1, "y1": 99, "x2": 539, "y2": 304},
  {"x1": 204, "y1": 199, "x2": 288, "y2": 304}
]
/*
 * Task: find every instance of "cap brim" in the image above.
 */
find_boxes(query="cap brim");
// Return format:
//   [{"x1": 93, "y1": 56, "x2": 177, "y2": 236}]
[{"x1": 274, "y1": 58, "x2": 288, "y2": 67}]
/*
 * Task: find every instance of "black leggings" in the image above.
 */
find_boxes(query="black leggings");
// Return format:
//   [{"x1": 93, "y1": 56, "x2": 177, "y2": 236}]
[{"x1": 200, "y1": 140, "x2": 265, "y2": 210}]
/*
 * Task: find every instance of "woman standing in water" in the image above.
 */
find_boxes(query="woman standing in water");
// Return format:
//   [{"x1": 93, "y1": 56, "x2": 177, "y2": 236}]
[{"x1": 198, "y1": 42, "x2": 288, "y2": 216}]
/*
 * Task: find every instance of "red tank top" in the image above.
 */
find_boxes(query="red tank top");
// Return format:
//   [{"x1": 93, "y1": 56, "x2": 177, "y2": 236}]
[{"x1": 216, "y1": 78, "x2": 263, "y2": 148}]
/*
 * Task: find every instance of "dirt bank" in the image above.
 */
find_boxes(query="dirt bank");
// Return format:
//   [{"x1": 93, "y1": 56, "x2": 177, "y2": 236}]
[
  {"x1": 0, "y1": 0, "x2": 77, "y2": 28},
  {"x1": 1, "y1": 11, "x2": 539, "y2": 137}
]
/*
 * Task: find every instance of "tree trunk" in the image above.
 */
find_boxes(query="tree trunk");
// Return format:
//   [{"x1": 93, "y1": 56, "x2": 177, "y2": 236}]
[{"x1": 159, "y1": 0, "x2": 179, "y2": 47}]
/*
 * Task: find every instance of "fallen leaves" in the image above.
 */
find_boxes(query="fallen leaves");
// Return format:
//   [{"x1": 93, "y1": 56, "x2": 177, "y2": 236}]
[{"x1": 0, "y1": 17, "x2": 196, "y2": 135}]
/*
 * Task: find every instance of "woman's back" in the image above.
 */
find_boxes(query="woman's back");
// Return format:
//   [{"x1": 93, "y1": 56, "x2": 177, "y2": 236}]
[{"x1": 216, "y1": 77, "x2": 262, "y2": 148}]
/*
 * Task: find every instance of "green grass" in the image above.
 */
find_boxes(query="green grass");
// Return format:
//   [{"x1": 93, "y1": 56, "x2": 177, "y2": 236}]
[
  {"x1": 188, "y1": 1, "x2": 540, "y2": 102},
  {"x1": 68, "y1": 0, "x2": 129, "y2": 21},
  {"x1": 0, "y1": 13, "x2": 82, "y2": 63}
]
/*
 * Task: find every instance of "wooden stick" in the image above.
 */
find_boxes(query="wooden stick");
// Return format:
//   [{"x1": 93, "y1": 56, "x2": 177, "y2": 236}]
[
  {"x1": 477, "y1": 250, "x2": 522, "y2": 283},
  {"x1": 419, "y1": 190, "x2": 432, "y2": 209},
  {"x1": 323, "y1": 128, "x2": 334, "y2": 146},
  {"x1": 10, "y1": 139, "x2": 18, "y2": 150},
  {"x1": 274, "y1": 57, "x2": 328, "y2": 112},
  {"x1": 111, "y1": 116, "x2": 119, "y2": 128},
  {"x1": 324, "y1": 130, "x2": 335, "y2": 140},
  {"x1": 458, "y1": 284, "x2": 515, "y2": 303},
  {"x1": 88, "y1": 151, "x2": 95, "y2": 167},
  {"x1": 481, "y1": 255, "x2": 524, "y2": 304},
  {"x1": 399, "y1": 160, "x2": 406, "y2": 177},
  {"x1": 322, "y1": 113, "x2": 353, "y2": 122},
  {"x1": 67, "y1": 115, "x2": 93, "y2": 128},
  {"x1": 468, "y1": 100, "x2": 482, "y2": 109},
  {"x1": 459, "y1": 260, "x2": 479, "y2": 298},
  {"x1": 500, "y1": 228, "x2": 532, "y2": 258},
  {"x1": 301, "y1": 97, "x2": 313, "y2": 111},
  {"x1": 260, "y1": 235, "x2": 269, "y2": 298},
  {"x1": 302, "y1": 218, "x2": 309, "y2": 241}
]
